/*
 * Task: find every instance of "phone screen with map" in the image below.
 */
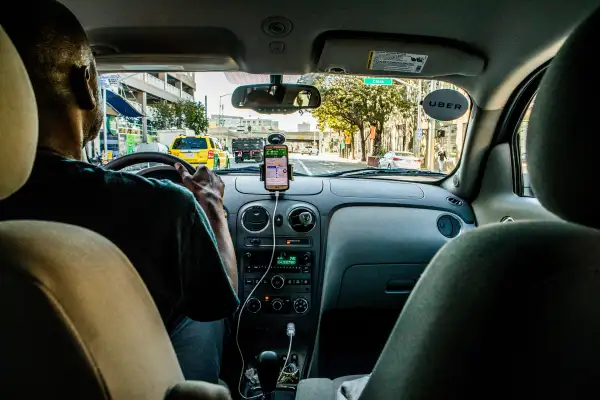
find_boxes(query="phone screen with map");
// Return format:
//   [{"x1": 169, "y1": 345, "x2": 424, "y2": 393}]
[{"x1": 264, "y1": 145, "x2": 289, "y2": 191}]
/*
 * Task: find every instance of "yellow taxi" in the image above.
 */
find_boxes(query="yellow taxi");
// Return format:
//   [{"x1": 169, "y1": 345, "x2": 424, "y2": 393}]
[{"x1": 168, "y1": 135, "x2": 230, "y2": 170}]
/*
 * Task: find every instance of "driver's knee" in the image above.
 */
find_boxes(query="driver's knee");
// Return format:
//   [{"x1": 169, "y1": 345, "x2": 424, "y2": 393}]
[{"x1": 170, "y1": 317, "x2": 227, "y2": 383}]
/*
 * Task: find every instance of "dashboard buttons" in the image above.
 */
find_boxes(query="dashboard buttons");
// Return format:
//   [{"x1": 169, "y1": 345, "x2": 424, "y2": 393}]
[
  {"x1": 302, "y1": 252, "x2": 311, "y2": 264},
  {"x1": 246, "y1": 297, "x2": 261, "y2": 313},
  {"x1": 271, "y1": 299, "x2": 284, "y2": 311},
  {"x1": 293, "y1": 298, "x2": 309, "y2": 314},
  {"x1": 271, "y1": 275, "x2": 285, "y2": 289},
  {"x1": 274, "y1": 214, "x2": 284, "y2": 227}
]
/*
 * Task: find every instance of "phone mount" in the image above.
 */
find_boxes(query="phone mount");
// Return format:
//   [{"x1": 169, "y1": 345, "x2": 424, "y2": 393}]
[{"x1": 259, "y1": 132, "x2": 294, "y2": 185}]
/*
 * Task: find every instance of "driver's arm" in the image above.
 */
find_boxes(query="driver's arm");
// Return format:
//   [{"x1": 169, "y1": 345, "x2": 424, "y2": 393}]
[{"x1": 179, "y1": 203, "x2": 239, "y2": 322}]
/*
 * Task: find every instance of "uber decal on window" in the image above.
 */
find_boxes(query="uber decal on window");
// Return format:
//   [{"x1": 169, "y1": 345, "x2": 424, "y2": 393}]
[{"x1": 367, "y1": 51, "x2": 428, "y2": 73}]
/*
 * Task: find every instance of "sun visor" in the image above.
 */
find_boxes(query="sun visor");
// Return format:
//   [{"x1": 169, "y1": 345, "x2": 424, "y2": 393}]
[
  {"x1": 317, "y1": 38, "x2": 485, "y2": 78},
  {"x1": 95, "y1": 54, "x2": 238, "y2": 73}
]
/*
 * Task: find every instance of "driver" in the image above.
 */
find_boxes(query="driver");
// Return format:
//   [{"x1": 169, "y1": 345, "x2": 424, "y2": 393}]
[{"x1": 0, "y1": 1, "x2": 239, "y2": 387}]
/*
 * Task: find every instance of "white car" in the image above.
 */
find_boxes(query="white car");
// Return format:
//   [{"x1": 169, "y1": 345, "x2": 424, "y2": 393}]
[
  {"x1": 301, "y1": 145, "x2": 319, "y2": 155},
  {"x1": 379, "y1": 151, "x2": 422, "y2": 170},
  {"x1": 134, "y1": 142, "x2": 169, "y2": 153}
]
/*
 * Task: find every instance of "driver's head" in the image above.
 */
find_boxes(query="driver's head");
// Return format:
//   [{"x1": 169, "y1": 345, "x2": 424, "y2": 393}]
[{"x1": 2, "y1": 1, "x2": 102, "y2": 159}]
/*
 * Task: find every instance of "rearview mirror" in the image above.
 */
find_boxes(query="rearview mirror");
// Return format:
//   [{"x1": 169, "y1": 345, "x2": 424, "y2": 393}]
[{"x1": 231, "y1": 84, "x2": 321, "y2": 114}]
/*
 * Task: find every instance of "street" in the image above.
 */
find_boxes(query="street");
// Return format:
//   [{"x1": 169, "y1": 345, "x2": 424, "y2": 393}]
[{"x1": 229, "y1": 153, "x2": 366, "y2": 176}]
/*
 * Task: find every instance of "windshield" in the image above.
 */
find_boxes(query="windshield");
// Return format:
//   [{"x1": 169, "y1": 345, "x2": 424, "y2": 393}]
[{"x1": 94, "y1": 72, "x2": 470, "y2": 181}]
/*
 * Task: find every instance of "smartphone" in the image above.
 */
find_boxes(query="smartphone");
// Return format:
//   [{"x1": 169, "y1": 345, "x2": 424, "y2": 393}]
[{"x1": 264, "y1": 144, "x2": 290, "y2": 191}]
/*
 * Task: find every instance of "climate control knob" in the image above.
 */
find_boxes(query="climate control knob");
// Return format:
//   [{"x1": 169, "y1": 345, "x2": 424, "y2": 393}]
[
  {"x1": 293, "y1": 297, "x2": 309, "y2": 314},
  {"x1": 271, "y1": 299, "x2": 284, "y2": 311},
  {"x1": 271, "y1": 275, "x2": 285, "y2": 289},
  {"x1": 246, "y1": 297, "x2": 261, "y2": 314}
]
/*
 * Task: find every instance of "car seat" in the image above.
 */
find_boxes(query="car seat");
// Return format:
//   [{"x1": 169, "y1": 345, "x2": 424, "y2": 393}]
[{"x1": 0, "y1": 26, "x2": 229, "y2": 400}]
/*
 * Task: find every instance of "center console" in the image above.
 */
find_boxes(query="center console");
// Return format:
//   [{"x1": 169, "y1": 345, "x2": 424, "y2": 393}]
[
  {"x1": 237, "y1": 200, "x2": 319, "y2": 319},
  {"x1": 236, "y1": 199, "x2": 321, "y2": 391}
]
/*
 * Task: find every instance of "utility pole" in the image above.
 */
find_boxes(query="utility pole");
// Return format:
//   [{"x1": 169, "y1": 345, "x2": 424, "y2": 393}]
[
  {"x1": 204, "y1": 95, "x2": 208, "y2": 121},
  {"x1": 218, "y1": 93, "x2": 232, "y2": 127},
  {"x1": 102, "y1": 88, "x2": 108, "y2": 152},
  {"x1": 427, "y1": 81, "x2": 436, "y2": 170},
  {"x1": 414, "y1": 82, "x2": 422, "y2": 156}
]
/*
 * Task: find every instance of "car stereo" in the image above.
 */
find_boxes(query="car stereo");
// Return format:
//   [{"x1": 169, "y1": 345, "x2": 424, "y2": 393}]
[{"x1": 241, "y1": 250, "x2": 312, "y2": 315}]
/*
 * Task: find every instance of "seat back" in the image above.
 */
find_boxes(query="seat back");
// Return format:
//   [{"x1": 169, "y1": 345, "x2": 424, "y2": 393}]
[
  {"x1": 0, "y1": 26, "x2": 37, "y2": 199},
  {"x1": 358, "y1": 6, "x2": 600, "y2": 399},
  {"x1": 0, "y1": 24, "x2": 187, "y2": 399}
]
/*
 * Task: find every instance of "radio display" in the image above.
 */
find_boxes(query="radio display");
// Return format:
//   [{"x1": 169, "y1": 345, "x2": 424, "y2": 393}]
[{"x1": 276, "y1": 255, "x2": 297, "y2": 266}]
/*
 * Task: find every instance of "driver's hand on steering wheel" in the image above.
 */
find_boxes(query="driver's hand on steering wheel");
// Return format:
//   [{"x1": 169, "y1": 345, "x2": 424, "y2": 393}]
[{"x1": 175, "y1": 164, "x2": 225, "y2": 220}]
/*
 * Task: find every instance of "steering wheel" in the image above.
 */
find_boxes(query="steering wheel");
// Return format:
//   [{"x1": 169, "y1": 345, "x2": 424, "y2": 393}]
[{"x1": 103, "y1": 152, "x2": 196, "y2": 181}]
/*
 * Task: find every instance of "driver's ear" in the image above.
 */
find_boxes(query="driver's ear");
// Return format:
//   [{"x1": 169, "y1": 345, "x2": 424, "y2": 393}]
[{"x1": 70, "y1": 65, "x2": 97, "y2": 111}]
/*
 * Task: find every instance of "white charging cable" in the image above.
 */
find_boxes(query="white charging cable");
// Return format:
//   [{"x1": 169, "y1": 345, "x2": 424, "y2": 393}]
[
  {"x1": 278, "y1": 322, "x2": 295, "y2": 384},
  {"x1": 236, "y1": 191, "x2": 280, "y2": 400}
]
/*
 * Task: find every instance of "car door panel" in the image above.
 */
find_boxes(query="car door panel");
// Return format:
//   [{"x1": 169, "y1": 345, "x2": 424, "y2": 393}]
[{"x1": 472, "y1": 144, "x2": 559, "y2": 225}]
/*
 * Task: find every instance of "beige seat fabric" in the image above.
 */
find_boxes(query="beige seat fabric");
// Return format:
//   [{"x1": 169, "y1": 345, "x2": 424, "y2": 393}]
[
  {"x1": 0, "y1": 221, "x2": 185, "y2": 398},
  {"x1": 0, "y1": 25, "x2": 229, "y2": 400},
  {"x1": 0, "y1": 27, "x2": 38, "y2": 199}
]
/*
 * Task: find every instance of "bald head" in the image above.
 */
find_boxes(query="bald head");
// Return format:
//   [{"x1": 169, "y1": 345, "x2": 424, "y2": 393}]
[{"x1": 2, "y1": 0, "x2": 103, "y2": 157}]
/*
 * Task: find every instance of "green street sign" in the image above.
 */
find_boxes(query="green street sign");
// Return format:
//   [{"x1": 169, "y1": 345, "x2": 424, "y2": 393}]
[{"x1": 364, "y1": 77, "x2": 393, "y2": 85}]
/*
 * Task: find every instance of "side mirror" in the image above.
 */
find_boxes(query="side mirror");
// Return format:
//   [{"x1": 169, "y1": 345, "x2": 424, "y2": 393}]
[{"x1": 231, "y1": 83, "x2": 321, "y2": 114}]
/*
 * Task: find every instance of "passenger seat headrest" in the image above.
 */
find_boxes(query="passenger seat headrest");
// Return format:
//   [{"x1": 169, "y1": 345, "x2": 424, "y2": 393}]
[
  {"x1": 527, "y1": 7, "x2": 600, "y2": 228},
  {"x1": 0, "y1": 27, "x2": 38, "y2": 200}
]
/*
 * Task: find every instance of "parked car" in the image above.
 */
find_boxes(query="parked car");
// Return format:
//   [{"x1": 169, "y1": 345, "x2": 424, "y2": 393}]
[
  {"x1": 378, "y1": 151, "x2": 422, "y2": 169},
  {"x1": 168, "y1": 135, "x2": 230, "y2": 169},
  {"x1": 301, "y1": 145, "x2": 319, "y2": 155}
]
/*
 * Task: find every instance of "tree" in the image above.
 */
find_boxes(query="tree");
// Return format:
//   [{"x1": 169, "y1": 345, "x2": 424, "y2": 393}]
[
  {"x1": 312, "y1": 75, "x2": 413, "y2": 161},
  {"x1": 150, "y1": 100, "x2": 208, "y2": 135}
]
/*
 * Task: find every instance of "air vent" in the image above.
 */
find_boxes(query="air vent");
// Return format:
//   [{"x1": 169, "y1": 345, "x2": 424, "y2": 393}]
[
  {"x1": 437, "y1": 215, "x2": 461, "y2": 238},
  {"x1": 288, "y1": 208, "x2": 316, "y2": 233},
  {"x1": 326, "y1": 67, "x2": 348, "y2": 74},
  {"x1": 446, "y1": 196, "x2": 463, "y2": 206},
  {"x1": 242, "y1": 206, "x2": 270, "y2": 233}
]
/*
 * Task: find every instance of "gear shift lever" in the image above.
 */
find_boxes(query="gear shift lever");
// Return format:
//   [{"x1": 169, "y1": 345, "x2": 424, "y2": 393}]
[{"x1": 256, "y1": 350, "x2": 280, "y2": 398}]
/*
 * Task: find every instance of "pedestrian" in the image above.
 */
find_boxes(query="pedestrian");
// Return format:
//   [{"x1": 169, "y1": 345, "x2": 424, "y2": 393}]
[{"x1": 437, "y1": 147, "x2": 447, "y2": 173}]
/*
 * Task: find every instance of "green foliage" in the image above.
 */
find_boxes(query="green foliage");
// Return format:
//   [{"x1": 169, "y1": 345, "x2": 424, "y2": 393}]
[
  {"x1": 311, "y1": 75, "x2": 413, "y2": 160},
  {"x1": 150, "y1": 100, "x2": 208, "y2": 135}
]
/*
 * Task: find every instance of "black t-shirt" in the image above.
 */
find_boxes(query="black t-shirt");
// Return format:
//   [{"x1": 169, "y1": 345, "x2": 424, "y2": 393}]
[{"x1": 0, "y1": 152, "x2": 239, "y2": 331}]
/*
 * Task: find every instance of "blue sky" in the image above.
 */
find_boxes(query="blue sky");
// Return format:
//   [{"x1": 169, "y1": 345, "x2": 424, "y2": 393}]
[{"x1": 194, "y1": 72, "x2": 316, "y2": 132}]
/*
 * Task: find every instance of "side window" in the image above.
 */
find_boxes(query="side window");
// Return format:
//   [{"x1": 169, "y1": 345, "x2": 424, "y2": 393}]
[{"x1": 515, "y1": 97, "x2": 535, "y2": 197}]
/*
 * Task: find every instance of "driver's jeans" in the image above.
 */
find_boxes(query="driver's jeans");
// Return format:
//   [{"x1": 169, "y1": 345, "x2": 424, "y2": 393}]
[{"x1": 169, "y1": 317, "x2": 229, "y2": 383}]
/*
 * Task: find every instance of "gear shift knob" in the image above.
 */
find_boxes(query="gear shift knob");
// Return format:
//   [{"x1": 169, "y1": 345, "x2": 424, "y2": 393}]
[{"x1": 256, "y1": 351, "x2": 279, "y2": 395}]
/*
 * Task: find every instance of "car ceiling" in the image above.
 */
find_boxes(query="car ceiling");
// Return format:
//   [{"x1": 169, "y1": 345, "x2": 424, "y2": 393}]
[{"x1": 62, "y1": 0, "x2": 598, "y2": 110}]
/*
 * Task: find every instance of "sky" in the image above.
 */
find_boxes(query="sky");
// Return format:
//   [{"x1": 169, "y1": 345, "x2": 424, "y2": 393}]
[{"x1": 194, "y1": 72, "x2": 316, "y2": 132}]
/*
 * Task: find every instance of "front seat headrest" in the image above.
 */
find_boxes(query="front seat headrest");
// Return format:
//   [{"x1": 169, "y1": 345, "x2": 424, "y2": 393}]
[
  {"x1": 527, "y1": 7, "x2": 600, "y2": 228},
  {"x1": 0, "y1": 26, "x2": 38, "y2": 200}
]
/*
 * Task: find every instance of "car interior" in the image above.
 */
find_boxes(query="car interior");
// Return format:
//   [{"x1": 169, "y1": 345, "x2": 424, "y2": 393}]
[{"x1": 2, "y1": 0, "x2": 600, "y2": 399}]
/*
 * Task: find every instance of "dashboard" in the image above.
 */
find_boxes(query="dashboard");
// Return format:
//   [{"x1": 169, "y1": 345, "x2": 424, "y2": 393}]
[
  {"x1": 140, "y1": 167, "x2": 475, "y2": 379},
  {"x1": 218, "y1": 174, "x2": 475, "y2": 378}
]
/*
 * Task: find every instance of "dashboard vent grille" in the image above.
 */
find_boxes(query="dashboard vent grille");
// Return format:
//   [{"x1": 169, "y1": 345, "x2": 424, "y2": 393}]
[
  {"x1": 288, "y1": 208, "x2": 316, "y2": 233},
  {"x1": 446, "y1": 196, "x2": 463, "y2": 206},
  {"x1": 242, "y1": 206, "x2": 269, "y2": 232}
]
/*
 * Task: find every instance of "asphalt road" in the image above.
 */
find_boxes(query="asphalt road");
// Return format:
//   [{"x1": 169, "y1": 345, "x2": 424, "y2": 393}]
[{"x1": 229, "y1": 153, "x2": 366, "y2": 176}]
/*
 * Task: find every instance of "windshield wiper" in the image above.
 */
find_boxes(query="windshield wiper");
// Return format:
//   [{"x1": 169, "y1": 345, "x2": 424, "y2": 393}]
[
  {"x1": 322, "y1": 168, "x2": 446, "y2": 178},
  {"x1": 215, "y1": 166, "x2": 307, "y2": 176}
]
